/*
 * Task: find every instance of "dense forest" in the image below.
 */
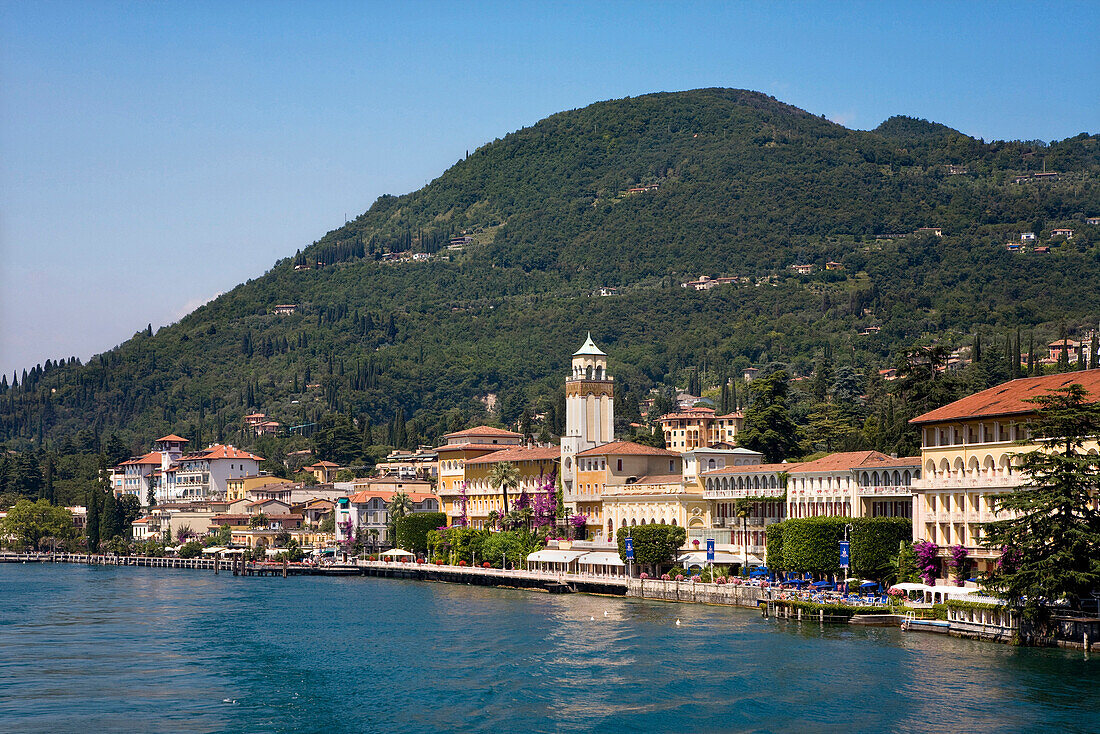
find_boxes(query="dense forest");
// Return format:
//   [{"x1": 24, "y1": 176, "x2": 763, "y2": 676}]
[{"x1": 2, "y1": 88, "x2": 1100, "y2": 506}]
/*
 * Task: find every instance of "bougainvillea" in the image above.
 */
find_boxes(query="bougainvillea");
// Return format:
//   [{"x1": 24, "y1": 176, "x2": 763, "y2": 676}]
[
  {"x1": 949, "y1": 544, "x2": 970, "y2": 586},
  {"x1": 913, "y1": 541, "x2": 940, "y2": 585}
]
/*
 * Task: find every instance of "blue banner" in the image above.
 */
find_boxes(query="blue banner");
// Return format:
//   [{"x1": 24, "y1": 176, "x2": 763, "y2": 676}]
[
  {"x1": 839, "y1": 541, "x2": 850, "y2": 570},
  {"x1": 625, "y1": 537, "x2": 634, "y2": 561},
  {"x1": 706, "y1": 537, "x2": 715, "y2": 562}
]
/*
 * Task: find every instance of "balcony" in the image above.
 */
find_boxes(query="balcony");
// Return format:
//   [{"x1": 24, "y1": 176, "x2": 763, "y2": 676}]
[
  {"x1": 914, "y1": 474, "x2": 1026, "y2": 490},
  {"x1": 702, "y1": 487, "x2": 785, "y2": 500},
  {"x1": 856, "y1": 485, "x2": 913, "y2": 497}
]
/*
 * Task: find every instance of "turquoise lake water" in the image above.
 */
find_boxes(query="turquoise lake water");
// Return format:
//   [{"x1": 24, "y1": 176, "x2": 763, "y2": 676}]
[{"x1": 1, "y1": 564, "x2": 1097, "y2": 733}]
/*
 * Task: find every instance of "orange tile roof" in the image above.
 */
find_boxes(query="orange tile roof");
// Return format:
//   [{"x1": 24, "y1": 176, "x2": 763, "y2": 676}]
[
  {"x1": 347, "y1": 490, "x2": 439, "y2": 504},
  {"x1": 443, "y1": 425, "x2": 523, "y2": 439},
  {"x1": 577, "y1": 441, "x2": 681, "y2": 458},
  {"x1": 788, "y1": 451, "x2": 920, "y2": 473},
  {"x1": 120, "y1": 452, "x2": 164, "y2": 466},
  {"x1": 155, "y1": 434, "x2": 189, "y2": 443},
  {"x1": 307, "y1": 461, "x2": 341, "y2": 468},
  {"x1": 910, "y1": 369, "x2": 1100, "y2": 424},
  {"x1": 434, "y1": 443, "x2": 516, "y2": 453},
  {"x1": 182, "y1": 444, "x2": 264, "y2": 462},
  {"x1": 703, "y1": 463, "x2": 800, "y2": 475},
  {"x1": 465, "y1": 446, "x2": 560, "y2": 465}
]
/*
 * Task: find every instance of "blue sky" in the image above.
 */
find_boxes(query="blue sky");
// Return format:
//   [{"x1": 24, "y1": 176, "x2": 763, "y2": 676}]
[{"x1": 2, "y1": 1, "x2": 1097, "y2": 377}]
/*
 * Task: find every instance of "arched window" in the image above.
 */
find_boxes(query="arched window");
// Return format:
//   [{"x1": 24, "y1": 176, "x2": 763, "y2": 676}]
[
  {"x1": 893, "y1": 471, "x2": 901, "y2": 486},
  {"x1": 872, "y1": 471, "x2": 880, "y2": 486},
  {"x1": 586, "y1": 365, "x2": 593, "y2": 379},
  {"x1": 671, "y1": 518, "x2": 677, "y2": 526}
]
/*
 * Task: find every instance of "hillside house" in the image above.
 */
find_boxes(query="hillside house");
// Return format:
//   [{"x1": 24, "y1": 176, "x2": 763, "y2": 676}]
[
  {"x1": 790, "y1": 263, "x2": 814, "y2": 275},
  {"x1": 1020, "y1": 232, "x2": 1036, "y2": 241},
  {"x1": 915, "y1": 227, "x2": 943, "y2": 237},
  {"x1": 825, "y1": 261, "x2": 844, "y2": 271},
  {"x1": 683, "y1": 275, "x2": 718, "y2": 290},
  {"x1": 273, "y1": 304, "x2": 297, "y2": 315},
  {"x1": 1087, "y1": 217, "x2": 1100, "y2": 226},
  {"x1": 1033, "y1": 246, "x2": 1050, "y2": 254},
  {"x1": 1050, "y1": 228, "x2": 1074, "y2": 238}
]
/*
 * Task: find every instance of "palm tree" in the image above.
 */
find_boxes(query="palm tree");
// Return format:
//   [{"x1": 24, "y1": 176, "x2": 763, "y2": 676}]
[
  {"x1": 386, "y1": 491, "x2": 413, "y2": 547},
  {"x1": 488, "y1": 461, "x2": 520, "y2": 516}
]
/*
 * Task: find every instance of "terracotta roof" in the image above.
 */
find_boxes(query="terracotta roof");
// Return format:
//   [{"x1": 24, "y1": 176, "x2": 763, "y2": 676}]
[
  {"x1": 155, "y1": 434, "x2": 189, "y2": 443},
  {"x1": 307, "y1": 461, "x2": 341, "y2": 468},
  {"x1": 120, "y1": 452, "x2": 163, "y2": 466},
  {"x1": 182, "y1": 445, "x2": 264, "y2": 462},
  {"x1": 247, "y1": 499, "x2": 290, "y2": 507},
  {"x1": 132, "y1": 516, "x2": 153, "y2": 524},
  {"x1": 443, "y1": 425, "x2": 524, "y2": 439},
  {"x1": 702, "y1": 463, "x2": 799, "y2": 476},
  {"x1": 577, "y1": 441, "x2": 680, "y2": 458},
  {"x1": 347, "y1": 490, "x2": 439, "y2": 504},
  {"x1": 788, "y1": 451, "x2": 920, "y2": 473},
  {"x1": 910, "y1": 370, "x2": 1100, "y2": 424},
  {"x1": 465, "y1": 446, "x2": 560, "y2": 465},
  {"x1": 434, "y1": 443, "x2": 518, "y2": 453},
  {"x1": 659, "y1": 408, "x2": 716, "y2": 421}
]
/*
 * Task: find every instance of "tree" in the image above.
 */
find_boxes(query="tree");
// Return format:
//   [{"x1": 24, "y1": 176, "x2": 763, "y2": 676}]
[
  {"x1": 615, "y1": 524, "x2": 686, "y2": 573},
  {"x1": 249, "y1": 512, "x2": 269, "y2": 529},
  {"x1": 386, "y1": 491, "x2": 414, "y2": 545},
  {"x1": 738, "y1": 371, "x2": 800, "y2": 463},
  {"x1": 312, "y1": 413, "x2": 361, "y2": 464},
  {"x1": 394, "y1": 512, "x2": 446, "y2": 553},
  {"x1": 982, "y1": 384, "x2": 1100, "y2": 613},
  {"x1": 85, "y1": 484, "x2": 101, "y2": 552},
  {"x1": 116, "y1": 494, "x2": 142, "y2": 535},
  {"x1": 101, "y1": 490, "x2": 120, "y2": 541},
  {"x1": 487, "y1": 461, "x2": 520, "y2": 515},
  {"x1": 0, "y1": 499, "x2": 73, "y2": 550}
]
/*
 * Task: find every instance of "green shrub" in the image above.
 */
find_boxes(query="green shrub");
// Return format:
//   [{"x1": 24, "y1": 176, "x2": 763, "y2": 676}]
[
  {"x1": 394, "y1": 512, "x2": 446, "y2": 554},
  {"x1": 615, "y1": 524, "x2": 687, "y2": 568},
  {"x1": 177, "y1": 540, "x2": 203, "y2": 559},
  {"x1": 779, "y1": 599, "x2": 893, "y2": 618},
  {"x1": 765, "y1": 522, "x2": 785, "y2": 571}
]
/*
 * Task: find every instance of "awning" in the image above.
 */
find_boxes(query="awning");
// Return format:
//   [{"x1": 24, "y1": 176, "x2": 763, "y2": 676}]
[
  {"x1": 576, "y1": 551, "x2": 625, "y2": 567},
  {"x1": 201, "y1": 546, "x2": 226, "y2": 554},
  {"x1": 220, "y1": 548, "x2": 246, "y2": 555},
  {"x1": 890, "y1": 582, "x2": 934, "y2": 592},
  {"x1": 526, "y1": 549, "x2": 586, "y2": 564},
  {"x1": 381, "y1": 548, "x2": 415, "y2": 557}
]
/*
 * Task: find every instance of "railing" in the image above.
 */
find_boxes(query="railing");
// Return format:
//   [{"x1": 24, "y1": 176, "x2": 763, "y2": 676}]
[
  {"x1": 703, "y1": 487, "x2": 785, "y2": 500},
  {"x1": 856, "y1": 485, "x2": 913, "y2": 497},
  {"x1": 914, "y1": 475, "x2": 1026, "y2": 490}
]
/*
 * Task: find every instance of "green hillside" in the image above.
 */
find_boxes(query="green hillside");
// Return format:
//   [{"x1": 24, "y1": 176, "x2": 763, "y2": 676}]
[{"x1": 3, "y1": 88, "x2": 1100, "y2": 483}]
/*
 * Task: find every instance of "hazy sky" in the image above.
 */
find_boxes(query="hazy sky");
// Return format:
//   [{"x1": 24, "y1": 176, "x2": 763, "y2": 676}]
[{"x1": 2, "y1": 1, "x2": 1097, "y2": 378}]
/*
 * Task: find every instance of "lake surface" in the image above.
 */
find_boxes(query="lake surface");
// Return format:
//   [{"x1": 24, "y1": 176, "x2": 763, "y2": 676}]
[{"x1": 1, "y1": 564, "x2": 1097, "y2": 733}]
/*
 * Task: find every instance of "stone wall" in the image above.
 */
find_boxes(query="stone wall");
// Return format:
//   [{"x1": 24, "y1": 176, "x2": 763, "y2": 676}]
[{"x1": 628, "y1": 578, "x2": 762, "y2": 608}]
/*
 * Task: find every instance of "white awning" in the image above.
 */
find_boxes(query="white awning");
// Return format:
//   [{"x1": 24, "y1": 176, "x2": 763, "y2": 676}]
[
  {"x1": 678, "y1": 551, "x2": 755, "y2": 566},
  {"x1": 527, "y1": 549, "x2": 586, "y2": 564},
  {"x1": 220, "y1": 548, "x2": 246, "y2": 555},
  {"x1": 891, "y1": 582, "x2": 934, "y2": 592},
  {"x1": 381, "y1": 548, "x2": 415, "y2": 557},
  {"x1": 577, "y1": 551, "x2": 626, "y2": 567},
  {"x1": 201, "y1": 546, "x2": 226, "y2": 554}
]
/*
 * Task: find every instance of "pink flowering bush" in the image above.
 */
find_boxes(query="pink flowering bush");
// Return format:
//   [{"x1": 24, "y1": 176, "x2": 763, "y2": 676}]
[
  {"x1": 913, "y1": 541, "x2": 940, "y2": 585},
  {"x1": 639, "y1": 572, "x2": 649, "y2": 579},
  {"x1": 661, "y1": 573, "x2": 671, "y2": 580},
  {"x1": 675, "y1": 574, "x2": 684, "y2": 582}
]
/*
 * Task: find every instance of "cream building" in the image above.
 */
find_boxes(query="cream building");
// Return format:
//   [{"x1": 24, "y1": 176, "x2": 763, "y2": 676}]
[
  {"x1": 701, "y1": 463, "x2": 792, "y2": 563},
  {"x1": 910, "y1": 370, "x2": 1100, "y2": 578},
  {"x1": 786, "y1": 451, "x2": 920, "y2": 520}
]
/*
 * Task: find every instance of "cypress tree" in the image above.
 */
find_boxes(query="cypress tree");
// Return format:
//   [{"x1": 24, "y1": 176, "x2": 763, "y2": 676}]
[
  {"x1": 86, "y1": 486, "x2": 101, "y2": 552},
  {"x1": 1091, "y1": 332, "x2": 1099, "y2": 370},
  {"x1": 101, "y1": 490, "x2": 119, "y2": 541}
]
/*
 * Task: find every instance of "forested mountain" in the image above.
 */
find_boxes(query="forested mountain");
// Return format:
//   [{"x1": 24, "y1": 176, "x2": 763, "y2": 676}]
[{"x1": 3, "y1": 88, "x2": 1100, "y2": 483}]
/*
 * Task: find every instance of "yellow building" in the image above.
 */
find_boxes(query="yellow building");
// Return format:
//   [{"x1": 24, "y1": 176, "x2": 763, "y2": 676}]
[
  {"x1": 443, "y1": 445, "x2": 559, "y2": 529},
  {"x1": 658, "y1": 407, "x2": 744, "y2": 450},
  {"x1": 574, "y1": 441, "x2": 686, "y2": 540},
  {"x1": 435, "y1": 425, "x2": 525, "y2": 504},
  {"x1": 910, "y1": 370, "x2": 1100, "y2": 579},
  {"x1": 226, "y1": 474, "x2": 293, "y2": 501}
]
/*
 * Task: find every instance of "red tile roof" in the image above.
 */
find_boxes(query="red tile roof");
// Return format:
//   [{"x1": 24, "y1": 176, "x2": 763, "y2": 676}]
[
  {"x1": 306, "y1": 461, "x2": 341, "y2": 468},
  {"x1": 910, "y1": 369, "x2": 1100, "y2": 424},
  {"x1": 702, "y1": 463, "x2": 800, "y2": 475},
  {"x1": 155, "y1": 434, "x2": 189, "y2": 443},
  {"x1": 465, "y1": 446, "x2": 560, "y2": 465},
  {"x1": 577, "y1": 441, "x2": 680, "y2": 458},
  {"x1": 443, "y1": 425, "x2": 523, "y2": 439},
  {"x1": 788, "y1": 451, "x2": 920, "y2": 473}
]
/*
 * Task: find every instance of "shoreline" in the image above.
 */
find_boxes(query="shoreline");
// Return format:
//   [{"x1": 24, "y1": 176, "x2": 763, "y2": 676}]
[{"x1": 5, "y1": 552, "x2": 1095, "y2": 651}]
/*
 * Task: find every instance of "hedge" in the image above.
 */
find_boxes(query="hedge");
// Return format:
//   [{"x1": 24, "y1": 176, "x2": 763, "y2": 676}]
[
  {"x1": 766, "y1": 517, "x2": 912, "y2": 577},
  {"x1": 946, "y1": 599, "x2": 1006, "y2": 612},
  {"x1": 394, "y1": 512, "x2": 446, "y2": 554},
  {"x1": 777, "y1": 599, "x2": 893, "y2": 618},
  {"x1": 765, "y1": 523, "x2": 785, "y2": 570},
  {"x1": 616, "y1": 524, "x2": 687, "y2": 566}
]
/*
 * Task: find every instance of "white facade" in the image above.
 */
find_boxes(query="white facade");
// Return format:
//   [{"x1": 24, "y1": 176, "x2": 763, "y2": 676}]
[
  {"x1": 561, "y1": 333, "x2": 614, "y2": 497},
  {"x1": 682, "y1": 447, "x2": 762, "y2": 485}
]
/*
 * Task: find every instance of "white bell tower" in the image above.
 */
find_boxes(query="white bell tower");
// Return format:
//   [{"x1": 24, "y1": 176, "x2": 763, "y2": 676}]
[{"x1": 561, "y1": 333, "x2": 614, "y2": 496}]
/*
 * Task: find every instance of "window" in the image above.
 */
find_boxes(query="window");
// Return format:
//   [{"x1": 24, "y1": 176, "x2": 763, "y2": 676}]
[{"x1": 616, "y1": 459, "x2": 622, "y2": 472}]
